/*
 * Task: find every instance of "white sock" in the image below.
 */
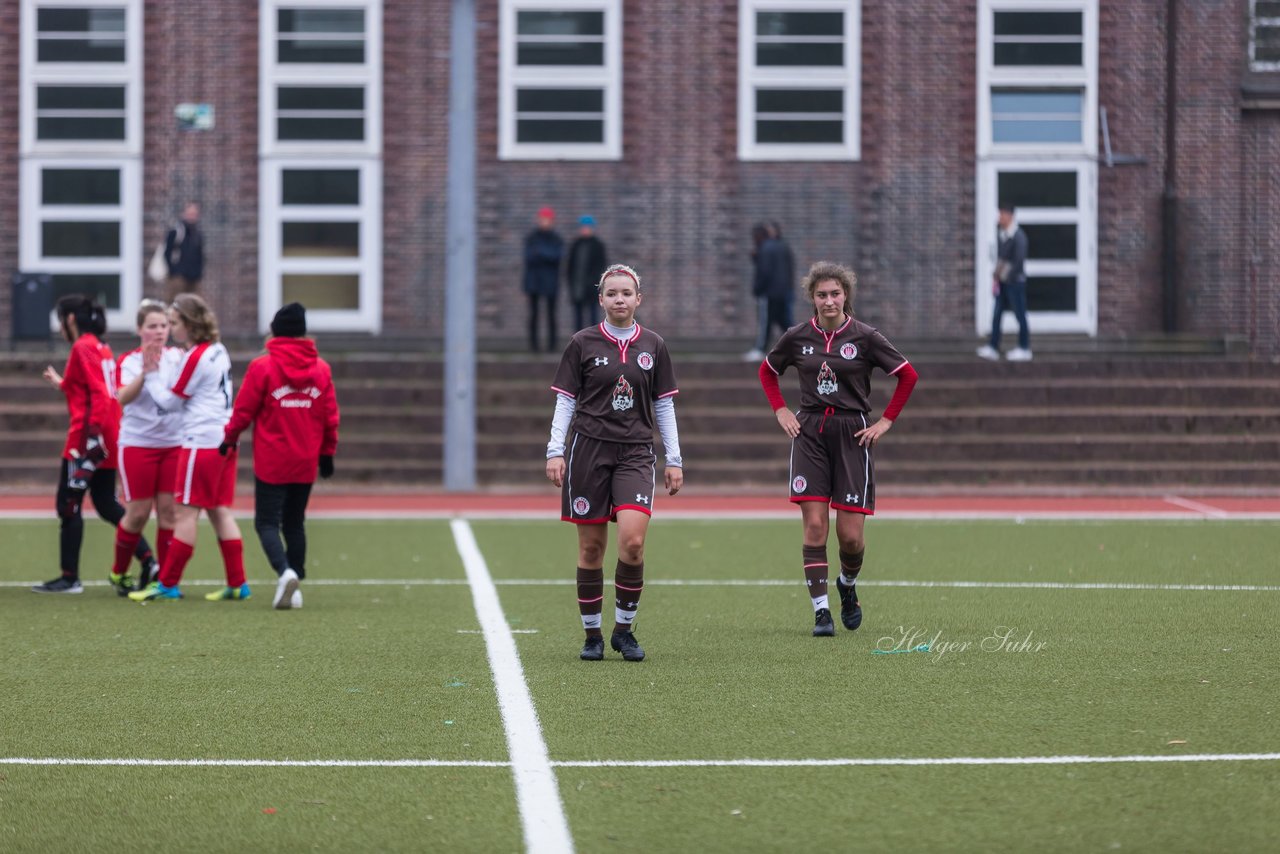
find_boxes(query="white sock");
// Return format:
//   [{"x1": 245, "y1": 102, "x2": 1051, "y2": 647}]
[
  {"x1": 840, "y1": 573, "x2": 857, "y2": 587},
  {"x1": 581, "y1": 613, "x2": 601, "y2": 631},
  {"x1": 812, "y1": 594, "x2": 829, "y2": 612}
]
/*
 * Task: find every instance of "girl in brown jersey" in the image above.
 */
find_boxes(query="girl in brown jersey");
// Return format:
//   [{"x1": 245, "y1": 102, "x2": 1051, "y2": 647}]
[
  {"x1": 545, "y1": 264, "x2": 684, "y2": 662},
  {"x1": 758, "y1": 262, "x2": 919, "y2": 636}
]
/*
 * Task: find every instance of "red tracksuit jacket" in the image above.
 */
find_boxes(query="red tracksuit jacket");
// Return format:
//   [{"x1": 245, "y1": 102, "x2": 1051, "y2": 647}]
[
  {"x1": 223, "y1": 337, "x2": 339, "y2": 484},
  {"x1": 60, "y1": 333, "x2": 122, "y2": 468}
]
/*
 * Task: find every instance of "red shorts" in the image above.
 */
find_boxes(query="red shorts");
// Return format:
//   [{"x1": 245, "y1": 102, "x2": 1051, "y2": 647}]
[
  {"x1": 174, "y1": 447, "x2": 238, "y2": 508},
  {"x1": 117, "y1": 445, "x2": 179, "y2": 502}
]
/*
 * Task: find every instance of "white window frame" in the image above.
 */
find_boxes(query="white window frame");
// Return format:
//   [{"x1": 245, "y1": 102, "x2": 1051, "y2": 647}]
[
  {"x1": 259, "y1": 0, "x2": 382, "y2": 158},
  {"x1": 499, "y1": 0, "x2": 622, "y2": 161},
  {"x1": 259, "y1": 160, "x2": 383, "y2": 334},
  {"x1": 975, "y1": 0, "x2": 1098, "y2": 337},
  {"x1": 260, "y1": 0, "x2": 382, "y2": 333},
  {"x1": 738, "y1": 0, "x2": 861, "y2": 161},
  {"x1": 20, "y1": 0, "x2": 142, "y2": 331},
  {"x1": 977, "y1": 0, "x2": 1097, "y2": 158},
  {"x1": 974, "y1": 161, "x2": 1097, "y2": 335},
  {"x1": 1252, "y1": 0, "x2": 1280, "y2": 71}
]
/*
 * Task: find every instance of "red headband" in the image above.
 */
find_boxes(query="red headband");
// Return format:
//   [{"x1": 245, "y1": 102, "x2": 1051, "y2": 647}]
[{"x1": 599, "y1": 265, "x2": 639, "y2": 289}]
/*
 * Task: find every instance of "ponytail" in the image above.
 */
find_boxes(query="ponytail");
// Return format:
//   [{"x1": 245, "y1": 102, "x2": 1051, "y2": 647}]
[{"x1": 56, "y1": 294, "x2": 108, "y2": 339}]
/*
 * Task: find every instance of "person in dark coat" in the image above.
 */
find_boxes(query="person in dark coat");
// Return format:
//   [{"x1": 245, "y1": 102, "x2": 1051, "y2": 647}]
[
  {"x1": 977, "y1": 201, "x2": 1032, "y2": 361},
  {"x1": 754, "y1": 221, "x2": 796, "y2": 351},
  {"x1": 164, "y1": 202, "x2": 205, "y2": 301},
  {"x1": 565, "y1": 215, "x2": 608, "y2": 331},
  {"x1": 523, "y1": 206, "x2": 565, "y2": 352}
]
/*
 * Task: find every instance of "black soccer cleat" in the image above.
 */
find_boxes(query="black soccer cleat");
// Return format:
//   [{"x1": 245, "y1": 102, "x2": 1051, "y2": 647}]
[
  {"x1": 138, "y1": 558, "x2": 159, "y2": 590},
  {"x1": 835, "y1": 577, "x2": 863, "y2": 631},
  {"x1": 610, "y1": 630, "x2": 646, "y2": 662},
  {"x1": 580, "y1": 636, "x2": 604, "y2": 661},
  {"x1": 812, "y1": 608, "x2": 835, "y2": 637}
]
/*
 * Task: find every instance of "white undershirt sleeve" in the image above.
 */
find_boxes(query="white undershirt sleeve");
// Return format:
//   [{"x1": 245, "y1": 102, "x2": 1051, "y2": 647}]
[
  {"x1": 654, "y1": 396, "x2": 682, "y2": 468},
  {"x1": 546, "y1": 393, "x2": 577, "y2": 458},
  {"x1": 144, "y1": 370, "x2": 183, "y2": 412}
]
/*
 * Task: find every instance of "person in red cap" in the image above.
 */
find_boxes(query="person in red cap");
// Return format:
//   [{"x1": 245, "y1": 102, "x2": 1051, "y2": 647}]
[
  {"x1": 523, "y1": 206, "x2": 564, "y2": 352},
  {"x1": 221, "y1": 302, "x2": 340, "y2": 610}
]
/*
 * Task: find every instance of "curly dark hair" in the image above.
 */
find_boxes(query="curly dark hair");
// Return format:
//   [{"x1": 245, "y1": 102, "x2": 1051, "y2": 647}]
[{"x1": 801, "y1": 262, "x2": 857, "y2": 311}]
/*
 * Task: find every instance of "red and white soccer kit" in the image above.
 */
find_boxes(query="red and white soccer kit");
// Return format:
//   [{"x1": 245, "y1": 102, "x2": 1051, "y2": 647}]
[
  {"x1": 145, "y1": 341, "x2": 237, "y2": 508},
  {"x1": 59, "y1": 333, "x2": 121, "y2": 469},
  {"x1": 116, "y1": 347, "x2": 183, "y2": 502}
]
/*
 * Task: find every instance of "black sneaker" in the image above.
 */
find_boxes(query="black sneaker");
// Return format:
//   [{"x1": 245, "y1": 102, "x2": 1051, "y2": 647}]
[
  {"x1": 580, "y1": 636, "x2": 604, "y2": 661},
  {"x1": 835, "y1": 578, "x2": 863, "y2": 630},
  {"x1": 33, "y1": 576, "x2": 83, "y2": 594},
  {"x1": 813, "y1": 608, "x2": 835, "y2": 637},
  {"x1": 610, "y1": 630, "x2": 646, "y2": 662}
]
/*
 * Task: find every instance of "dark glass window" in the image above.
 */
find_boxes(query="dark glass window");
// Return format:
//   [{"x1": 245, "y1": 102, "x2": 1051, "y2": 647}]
[
  {"x1": 36, "y1": 85, "x2": 127, "y2": 141},
  {"x1": 282, "y1": 221, "x2": 360, "y2": 256},
  {"x1": 1027, "y1": 276, "x2": 1077, "y2": 312},
  {"x1": 997, "y1": 172, "x2": 1077, "y2": 208},
  {"x1": 993, "y1": 11, "x2": 1083, "y2": 66},
  {"x1": 1020, "y1": 224, "x2": 1077, "y2": 260},
  {"x1": 37, "y1": 7, "x2": 126, "y2": 63},
  {"x1": 515, "y1": 88, "x2": 605, "y2": 143},
  {"x1": 51, "y1": 273, "x2": 121, "y2": 309},
  {"x1": 516, "y1": 11, "x2": 605, "y2": 65},
  {"x1": 277, "y1": 8, "x2": 365, "y2": 63},
  {"x1": 755, "y1": 89, "x2": 843, "y2": 144},
  {"x1": 42, "y1": 221, "x2": 120, "y2": 257},
  {"x1": 282, "y1": 169, "x2": 360, "y2": 206},
  {"x1": 41, "y1": 169, "x2": 120, "y2": 206},
  {"x1": 756, "y1": 11, "x2": 843, "y2": 67}
]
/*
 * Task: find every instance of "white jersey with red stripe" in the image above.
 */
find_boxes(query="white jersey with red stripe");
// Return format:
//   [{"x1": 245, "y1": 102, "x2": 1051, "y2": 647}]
[
  {"x1": 144, "y1": 341, "x2": 234, "y2": 449},
  {"x1": 118, "y1": 347, "x2": 184, "y2": 448}
]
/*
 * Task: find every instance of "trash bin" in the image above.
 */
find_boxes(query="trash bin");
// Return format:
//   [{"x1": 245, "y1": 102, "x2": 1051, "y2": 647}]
[{"x1": 11, "y1": 272, "x2": 54, "y2": 349}]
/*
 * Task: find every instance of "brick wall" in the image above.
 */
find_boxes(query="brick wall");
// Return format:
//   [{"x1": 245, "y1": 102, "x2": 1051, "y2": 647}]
[{"x1": 0, "y1": 10, "x2": 19, "y2": 340}]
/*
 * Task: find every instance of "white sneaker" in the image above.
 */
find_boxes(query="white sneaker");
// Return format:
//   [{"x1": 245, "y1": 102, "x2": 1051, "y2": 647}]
[
  {"x1": 273, "y1": 568, "x2": 300, "y2": 610},
  {"x1": 1006, "y1": 347, "x2": 1033, "y2": 362},
  {"x1": 291, "y1": 588, "x2": 302, "y2": 609},
  {"x1": 976, "y1": 345, "x2": 1000, "y2": 361},
  {"x1": 741, "y1": 348, "x2": 765, "y2": 362}
]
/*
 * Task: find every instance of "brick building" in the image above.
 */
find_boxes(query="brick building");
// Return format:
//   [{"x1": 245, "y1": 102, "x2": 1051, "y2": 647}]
[{"x1": 1, "y1": 0, "x2": 1277, "y2": 354}]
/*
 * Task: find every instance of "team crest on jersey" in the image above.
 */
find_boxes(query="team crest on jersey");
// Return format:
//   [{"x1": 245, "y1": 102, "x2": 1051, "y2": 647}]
[
  {"x1": 636, "y1": 351, "x2": 654, "y2": 371},
  {"x1": 572, "y1": 496, "x2": 591, "y2": 516},
  {"x1": 840, "y1": 343, "x2": 858, "y2": 360},
  {"x1": 792, "y1": 475, "x2": 808, "y2": 493},
  {"x1": 611, "y1": 375, "x2": 635, "y2": 411},
  {"x1": 816, "y1": 362, "x2": 838, "y2": 395}
]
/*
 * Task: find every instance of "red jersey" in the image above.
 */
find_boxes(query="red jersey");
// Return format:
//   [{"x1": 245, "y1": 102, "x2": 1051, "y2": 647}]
[
  {"x1": 59, "y1": 333, "x2": 122, "y2": 468},
  {"x1": 223, "y1": 337, "x2": 339, "y2": 484}
]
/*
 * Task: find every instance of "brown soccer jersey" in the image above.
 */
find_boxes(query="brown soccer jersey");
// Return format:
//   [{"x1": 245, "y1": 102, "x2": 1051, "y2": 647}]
[
  {"x1": 551, "y1": 323, "x2": 679, "y2": 443},
  {"x1": 765, "y1": 316, "x2": 908, "y2": 413}
]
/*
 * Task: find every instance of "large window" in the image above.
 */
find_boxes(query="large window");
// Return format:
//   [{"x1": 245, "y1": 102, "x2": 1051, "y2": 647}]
[
  {"x1": 738, "y1": 0, "x2": 861, "y2": 161},
  {"x1": 260, "y1": 1, "x2": 382, "y2": 333},
  {"x1": 20, "y1": 1, "x2": 142, "y2": 324},
  {"x1": 976, "y1": 1, "x2": 1097, "y2": 336},
  {"x1": 499, "y1": 0, "x2": 622, "y2": 160},
  {"x1": 1253, "y1": 0, "x2": 1280, "y2": 71}
]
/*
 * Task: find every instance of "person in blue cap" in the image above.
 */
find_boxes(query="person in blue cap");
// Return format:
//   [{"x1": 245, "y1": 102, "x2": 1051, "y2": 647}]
[{"x1": 566, "y1": 214, "x2": 609, "y2": 331}]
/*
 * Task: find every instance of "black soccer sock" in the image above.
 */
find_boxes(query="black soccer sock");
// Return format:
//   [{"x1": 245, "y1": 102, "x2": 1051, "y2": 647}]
[
  {"x1": 839, "y1": 548, "x2": 864, "y2": 588},
  {"x1": 802, "y1": 544, "x2": 829, "y2": 611},
  {"x1": 577, "y1": 567, "x2": 604, "y2": 638},
  {"x1": 613, "y1": 560, "x2": 644, "y2": 632}
]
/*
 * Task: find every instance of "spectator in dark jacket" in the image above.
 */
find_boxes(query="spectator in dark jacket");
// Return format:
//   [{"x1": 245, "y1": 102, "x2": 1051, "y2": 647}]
[
  {"x1": 566, "y1": 214, "x2": 608, "y2": 331},
  {"x1": 754, "y1": 221, "x2": 796, "y2": 352},
  {"x1": 977, "y1": 202, "x2": 1032, "y2": 361},
  {"x1": 523, "y1": 206, "x2": 564, "y2": 352},
  {"x1": 165, "y1": 202, "x2": 205, "y2": 301}
]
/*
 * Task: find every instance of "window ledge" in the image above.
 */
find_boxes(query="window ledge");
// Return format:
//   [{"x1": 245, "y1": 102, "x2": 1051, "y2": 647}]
[{"x1": 1242, "y1": 76, "x2": 1280, "y2": 110}]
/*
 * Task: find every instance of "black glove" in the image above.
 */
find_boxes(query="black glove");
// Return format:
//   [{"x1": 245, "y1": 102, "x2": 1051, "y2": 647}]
[
  {"x1": 68, "y1": 432, "x2": 106, "y2": 490},
  {"x1": 319, "y1": 455, "x2": 335, "y2": 479},
  {"x1": 218, "y1": 441, "x2": 233, "y2": 457}
]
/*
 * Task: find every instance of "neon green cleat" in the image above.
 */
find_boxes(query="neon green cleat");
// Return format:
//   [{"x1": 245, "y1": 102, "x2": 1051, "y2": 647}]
[
  {"x1": 128, "y1": 581, "x2": 182, "y2": 602},
  {"x1": 108, "y1": 571, "x2": 136, "y2": 596},
  {"x1": 205, "y1": 584, "x2": 251, "y2": 601}
]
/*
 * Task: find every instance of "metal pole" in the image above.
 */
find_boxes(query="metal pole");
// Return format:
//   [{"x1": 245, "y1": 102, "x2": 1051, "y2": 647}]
[{"x1": 443, "y1": 0, "x2": 477, "y2": 491}]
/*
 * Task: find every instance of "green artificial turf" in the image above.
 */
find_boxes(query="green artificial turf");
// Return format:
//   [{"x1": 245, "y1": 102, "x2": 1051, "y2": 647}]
[{"x1": 1, "y1": 517, "x2": 1277, "y2": 852}]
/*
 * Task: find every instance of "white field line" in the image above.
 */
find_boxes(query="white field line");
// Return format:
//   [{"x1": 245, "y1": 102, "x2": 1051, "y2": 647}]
[
  {"x1": 450, "y1": 519, "x2": 574, "y2": 854},
  {"x1": 4, "y1": 753, "x2": 1278, "y2": 769},
  {"x1": 1162, "y1": 495, "x2": 1231, "y2": 518},
  {"x1": 6, "y1": 509, "x2": 1280, "y2": 522},
  {"x1": 7, "y1": 578, "x2": 1280, "y2": 593}
]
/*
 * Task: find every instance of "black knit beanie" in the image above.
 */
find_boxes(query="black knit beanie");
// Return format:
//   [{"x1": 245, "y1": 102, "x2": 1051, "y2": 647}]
[{"x1": 271, "y1": 302, "x2": 307, "y2": 337}]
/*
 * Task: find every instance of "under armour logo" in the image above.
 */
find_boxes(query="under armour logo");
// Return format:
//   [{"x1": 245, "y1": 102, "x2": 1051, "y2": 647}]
[
  {"x1": 594, "y1": 357, "x2": 609, "y2": 366},
  {"x1": 802, "y1": 346, "x2": 815, "y2": 355},
  {"x1": 635, "y1": 493, "x2": 649, "y2": 504},
  {"x1": 847, "y1": 493, "x2": 859, "y2": 503}
]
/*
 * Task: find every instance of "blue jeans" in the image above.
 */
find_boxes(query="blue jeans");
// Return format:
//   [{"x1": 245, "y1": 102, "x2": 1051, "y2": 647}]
[{"x1": 989, "y1": 280, "x2": 1029, "y2": 351}]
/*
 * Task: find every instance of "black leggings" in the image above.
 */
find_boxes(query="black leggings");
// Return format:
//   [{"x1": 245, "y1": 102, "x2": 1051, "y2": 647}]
[
  {"x1": 56, "y1": 460, "x2": 152, "y2": 576},
  {"x1": 528, "y1": 293, "x2": 558, "y2": 352},
  {"x1": 254, "y1": 478, "x2": 314, "y2": 578}
]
